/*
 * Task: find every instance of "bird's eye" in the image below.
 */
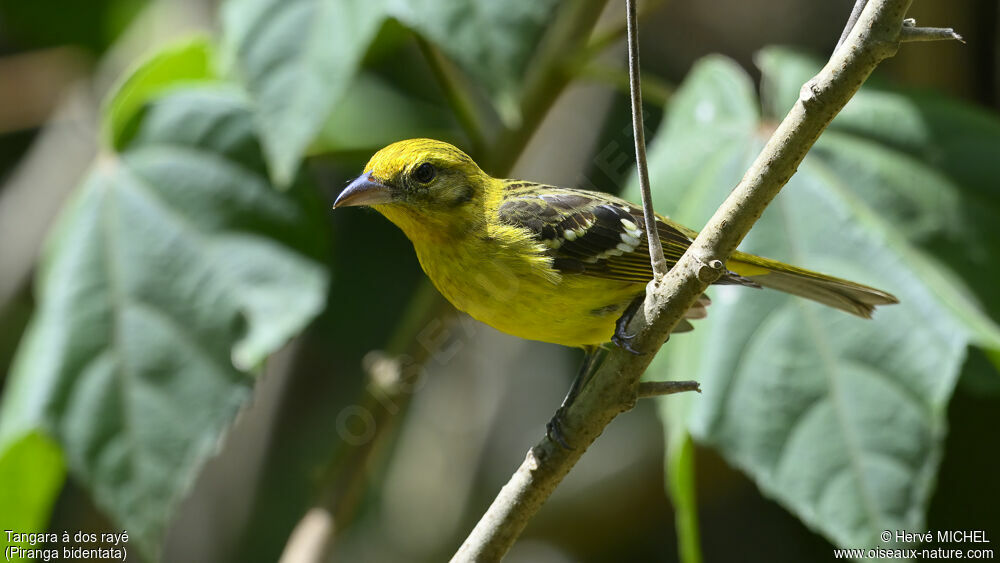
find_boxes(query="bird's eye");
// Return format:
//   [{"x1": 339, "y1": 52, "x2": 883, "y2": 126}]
[{"x1": 413, "y1": 162, "x2": 436, "y2": 184}]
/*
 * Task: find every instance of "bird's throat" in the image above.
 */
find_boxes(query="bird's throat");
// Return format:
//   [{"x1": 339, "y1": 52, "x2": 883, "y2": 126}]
[{"x1": 373, "y1": 204, "x2": 455, "y2": 244}]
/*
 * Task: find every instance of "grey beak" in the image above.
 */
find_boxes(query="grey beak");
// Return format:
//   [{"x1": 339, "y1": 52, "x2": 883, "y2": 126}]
[{"x1": 333, "y1": 172, "x2": 393, "y2": 208}]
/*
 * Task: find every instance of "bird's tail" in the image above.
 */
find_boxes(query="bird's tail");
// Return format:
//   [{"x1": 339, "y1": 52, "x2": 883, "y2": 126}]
[{"x1": 726, "y1": 251, "x2": 899, "y2": 318}]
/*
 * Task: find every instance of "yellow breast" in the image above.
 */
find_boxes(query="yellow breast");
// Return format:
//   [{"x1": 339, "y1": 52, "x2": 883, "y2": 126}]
[{"x1": 410, "y1": 226, "x2": 645, "y2": 348}]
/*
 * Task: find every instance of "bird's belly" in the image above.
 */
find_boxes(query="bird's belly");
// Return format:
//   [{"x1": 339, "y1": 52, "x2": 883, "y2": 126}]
[{"x1": 415, "y1": 243, "x2": 644, "y2": 347}]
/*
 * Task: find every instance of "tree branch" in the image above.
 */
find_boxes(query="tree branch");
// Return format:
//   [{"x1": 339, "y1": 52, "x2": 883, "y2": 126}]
[
  {"x1": 453, "y1": 1, "x2": 959, "y2": 561},
  {"x1": 899, "y1": 20, "x2": 964, "y2": 43},
  {"x1": 637, "y1": 380, "x2": 701, "y2": 399}
]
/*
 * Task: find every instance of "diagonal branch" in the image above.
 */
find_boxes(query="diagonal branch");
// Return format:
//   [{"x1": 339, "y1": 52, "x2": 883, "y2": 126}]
[{"x1": 452, "y1": 1, "x2": 963, "y2": 561}]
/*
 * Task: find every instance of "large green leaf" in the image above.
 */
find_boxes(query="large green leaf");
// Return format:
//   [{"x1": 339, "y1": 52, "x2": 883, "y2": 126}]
[
  {"x1": 634, "y1": 56, "x2": 1000, "y2": 549},
  {"x1": 220, "y1": 0, "x2": 389, "y2": 185},
  {"x1": 2, "y1": 85, "x2": 328, "y2": 558},
  {"x1": 102, "y1": 36, "x2": 217, "y2": 150},
  {"x1": 759, "y1": 47, "x2": 1000, "y2": 321},
  {"x1": 220, "y1": 0, "x2": 561, "y2": 184}
]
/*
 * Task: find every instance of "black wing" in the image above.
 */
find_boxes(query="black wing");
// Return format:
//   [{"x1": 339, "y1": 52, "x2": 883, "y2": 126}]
[{"x1": 498, "y1": 182, "x2": 749, "y2": 284}]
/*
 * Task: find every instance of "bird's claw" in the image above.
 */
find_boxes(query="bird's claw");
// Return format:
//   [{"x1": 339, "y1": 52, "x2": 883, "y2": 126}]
[
  {"x1": 546, "y1": 408, "x2": 574, "y2": 450},
  {"x1": 613, "y1": 295, "x2": 645, "y2": 355},
  {"x1": 611, "y1": 330, "x2": 642, "y2": 355}
]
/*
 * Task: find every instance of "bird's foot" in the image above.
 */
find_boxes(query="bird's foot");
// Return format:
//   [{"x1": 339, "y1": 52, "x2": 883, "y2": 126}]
[
  {"x1": 611, "y1": 330, "x2": 642, "y2": 355},
  {"x1": 612, "y1": 295, "x2": 646, "y2": 355},
  {"x1": 546, "y1": 407, "x2": 574, "y2": 450}
]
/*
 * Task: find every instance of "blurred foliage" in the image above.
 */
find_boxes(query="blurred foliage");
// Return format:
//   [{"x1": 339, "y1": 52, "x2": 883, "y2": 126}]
[
  {"x1": 636, "y1": 51, "x2": 1000, "y2": 549},
  {"x1": 0, "y1": 0, "x2": 147, "y2": 55},
  {"x1": 2, "y1": 36, "x2": 330, "y2": 559},
  {"x1": 0, "y1": 1, "x2": 998, "y2": 562},
  {"x1": 219, "y1": 0, "x2": 559, "y2": 184},
  {"x1": 4, "y1": 85, "x2": 329, "y2": 559},
  {"x1": 102, "y1": 37, "x2": 217, "y2": 150}
]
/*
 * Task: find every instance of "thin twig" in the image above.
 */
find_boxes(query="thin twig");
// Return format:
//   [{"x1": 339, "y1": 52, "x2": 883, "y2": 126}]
[
  {"x1": 835, "y1": 0, "x2": 869, "y2": 53},
  {"x1": 637, "y1": 380, "x2": 701, "y2": 399},
  {"x1": 582, "y1": 0, "x2": 666, "y2": 59},
  {"x1": 626, "y1": 0, "x2": 668, "y2": 277},
  {"x1": 899, "y1": 25, "x2": 964, "y2": 43},
  {"x1": 574, "y1": 61, "x2": 674, "y2": 112}
]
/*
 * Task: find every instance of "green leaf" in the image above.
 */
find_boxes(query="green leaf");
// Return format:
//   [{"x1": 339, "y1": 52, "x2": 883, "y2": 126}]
[
  {"x1": 0, "y1": 432, "x2": 65, "y2": 563},
  {"x1": 656, "y1": 343, "x2": 706, "y2": 563},
  {"x1": 759, "y1": 47, "x2": 1000, "y2": 321},
  {"x1": 220, "y1": 0, "x2": 388, "y2": 185},
  {"x1": 636, "y1": 56, "x2": 1000, "y2": 549},
  {"x1": 665, "y1": 432, "x2": 702, "y2": 563},
  {"x1": 3, "y1": 86, "x2": 328, "y2": 558},
  {"x1": 102, "y1": 36, "x2": 217, "y2": 150},
  {"x1": 220, "y1": 0, "x2": 562, "y2": 183},
  {"x1": 310, "y1": 72, "x2": 457, "y2": 154},
  {"x1": 393, "y1": 0, "x2": 560, "y2": 123},
  {"x1": 652, "y1": 296, "x2": 714, "y2": 563}
]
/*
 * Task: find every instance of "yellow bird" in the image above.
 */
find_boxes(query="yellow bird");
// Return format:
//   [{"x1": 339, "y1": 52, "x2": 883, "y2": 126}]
[{"x1": 335, "y1": 138, "x2": 898, "y2": 350}]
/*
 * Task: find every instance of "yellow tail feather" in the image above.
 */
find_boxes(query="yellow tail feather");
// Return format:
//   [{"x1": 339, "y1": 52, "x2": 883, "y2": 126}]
[{"x1": 727, "y1": 252, "x2": 899, "y2": 318}]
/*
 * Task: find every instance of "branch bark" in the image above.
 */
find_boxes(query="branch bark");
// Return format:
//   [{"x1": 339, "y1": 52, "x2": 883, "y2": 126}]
[{"x1": 453, "y1": 1, "x2": 961, "y2": 561}]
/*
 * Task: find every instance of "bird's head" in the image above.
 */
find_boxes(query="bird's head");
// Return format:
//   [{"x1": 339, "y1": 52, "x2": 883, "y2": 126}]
[{"x1": 334, "y1": 139, "x2": 493, "y2": 239}]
